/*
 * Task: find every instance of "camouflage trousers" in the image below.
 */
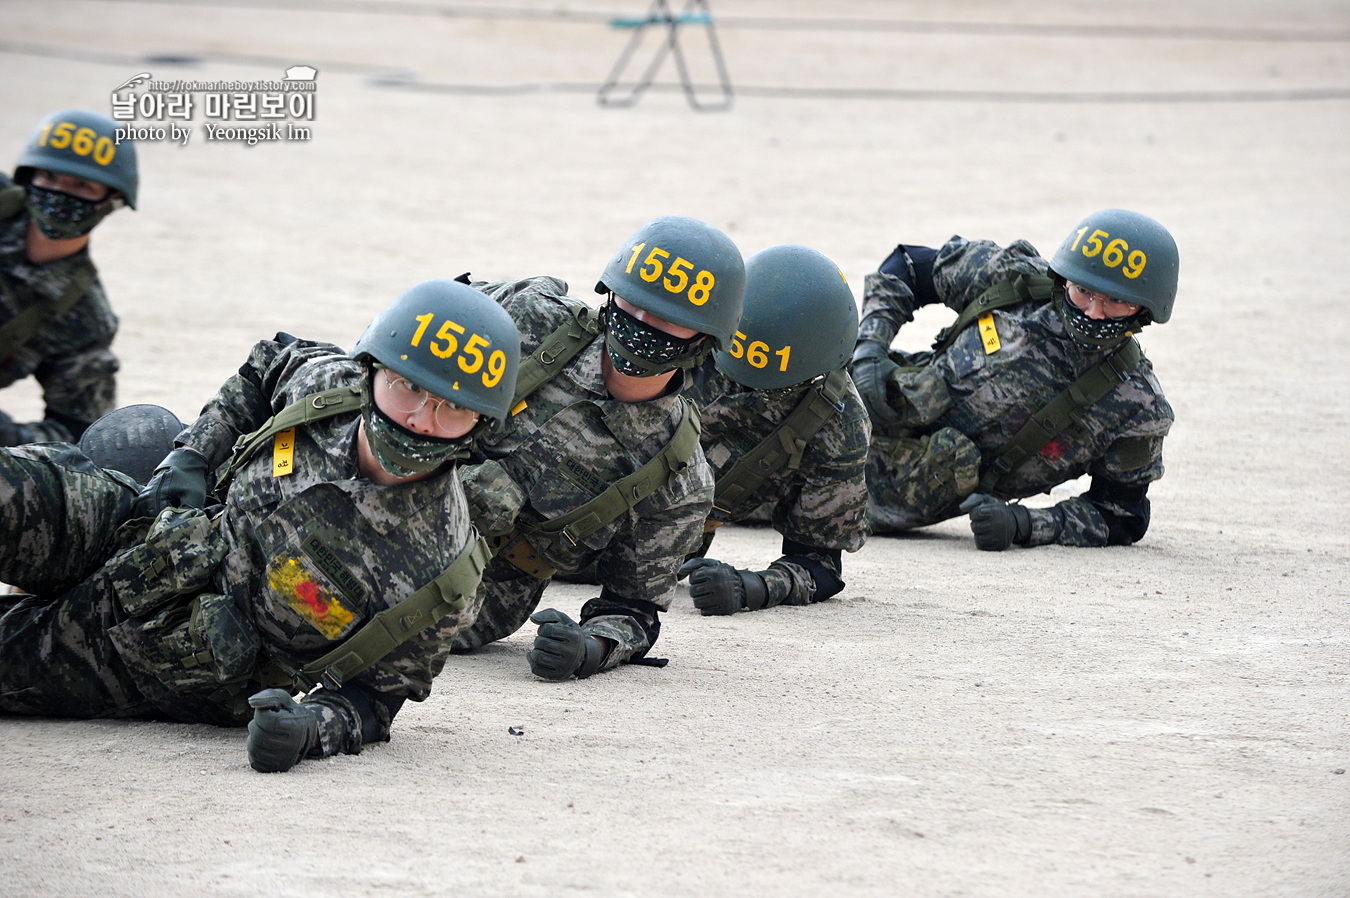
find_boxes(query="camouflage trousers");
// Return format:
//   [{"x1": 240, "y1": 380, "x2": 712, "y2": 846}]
[
  {"x1": 865, "y1": 427, "x2": 982, "y2": 534},
  {"x1": 0, "y1": 443, "x2": 157, "y2": 718}
]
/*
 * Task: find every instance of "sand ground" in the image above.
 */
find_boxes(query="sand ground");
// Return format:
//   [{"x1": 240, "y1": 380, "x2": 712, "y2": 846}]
[{"x1": 1, "y1": 1, "x2": 1348, "y2": 895}]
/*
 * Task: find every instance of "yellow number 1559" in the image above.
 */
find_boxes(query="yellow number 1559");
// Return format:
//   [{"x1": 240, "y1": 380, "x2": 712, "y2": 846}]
[{"x1": 409, "y1": 313, "x2": 508, "y2": 388}]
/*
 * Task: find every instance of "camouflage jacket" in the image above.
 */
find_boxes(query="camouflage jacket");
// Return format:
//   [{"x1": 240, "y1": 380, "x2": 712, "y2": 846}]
[
  {"x1": 688, "y1": 359, "x2": 870, "y2": 605},
  {"x1": 461, "y1": 277, "x2": 714, "y2": 668},
  {"x1": 859, "y1": 237, "x2": 1173, "y2": 546},
  {"x1": 175, "y1": 337, "x2": 476, "y2": 746},
  {"x1": 0, "y1": 176, "x2": 118, "y2": 443}
]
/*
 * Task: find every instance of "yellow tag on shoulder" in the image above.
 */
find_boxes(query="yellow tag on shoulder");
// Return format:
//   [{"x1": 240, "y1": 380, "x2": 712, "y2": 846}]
[
  {"x1": 272, "y1": 427, "x2": 296, "y2": 477},
  {"x1": 978, "y1": 312, "x2": 1001, "y2": 354}
]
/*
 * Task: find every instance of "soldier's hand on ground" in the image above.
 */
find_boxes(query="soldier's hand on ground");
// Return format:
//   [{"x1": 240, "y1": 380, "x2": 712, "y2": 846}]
[
  {"x1": 850, "y1": 341, "x2": 903, "y2": 431},
  {"x1": 682, "y1": 559, "x2": 768, "y2": 615},
  {"x1": 527, "y1": 609, "x2": 605, "y2": 680},
  {"x1": 246, "y1": 688, "x2": 319, "y2": 773},
  {"x1": 676, "y1": 557, "x2": 717, "y2": 581},
  {"x1": 132, "y1": 446, "x2": 210, "y2": 518},
  {"x1": 960, "y1": 493, "x2": 1031, "y2": 551}
]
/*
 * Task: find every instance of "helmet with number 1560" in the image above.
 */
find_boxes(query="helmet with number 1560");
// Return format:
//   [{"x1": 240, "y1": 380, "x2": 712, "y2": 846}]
[
  {"x1": 351, "y1": 280, "x2": 521, "y2": 422},
  {"x1": 14, "y1": 109, "x2": 139, "y2": 208},
  {"x1": 1049, "y1": 208, "x2": 1179, "y2": 323},
  {"x1": 595, "y1": 214, "x2": 745, "y2": 348}
]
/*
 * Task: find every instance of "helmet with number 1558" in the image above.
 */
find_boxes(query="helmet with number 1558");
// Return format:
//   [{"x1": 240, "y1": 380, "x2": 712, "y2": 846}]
[
  {"x1": 351, "y1": 280, "x2": 521, "y2": 422},
  {"x1": 595, "y1": 214, "x2": 745, "y2": 348}
]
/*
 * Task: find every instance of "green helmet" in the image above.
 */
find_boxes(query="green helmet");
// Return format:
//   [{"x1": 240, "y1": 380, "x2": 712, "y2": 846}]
[
  {"x1": 715, "y1": 244, "x2": 858, "y2": 390},
  {"x1": 15, "y1": 109, "x2": 138, "y2": 209},
  {"x1": 1049, "y1": 208, "x2": 1178, "y2": 323},
  {"x1": 351, "y1": 279, "x2": 521, "y2": 422},
  {"x1": 595, "y1": 214, "x2": 745, "y2": 348}
]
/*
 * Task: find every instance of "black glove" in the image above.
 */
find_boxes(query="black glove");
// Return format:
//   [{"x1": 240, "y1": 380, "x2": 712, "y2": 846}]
[
  {"x1": 850, "y1": 341, "x2": 903, "y2": 433},
  {"x1": 677, "y1": 557, "x2": 768, "y2": 615},
  {"x1": 527, "y1": 609, "x2": 606, "y2": 680},
  {"x1": 246, "y1": 689, "x2": 319, "y2": 773},
  {"x1": 960, "y1": 493, "x2": 1032, "y2": 551},
  {"x1": 132, "y1": 446, "x2": 210, "y2": 518}
]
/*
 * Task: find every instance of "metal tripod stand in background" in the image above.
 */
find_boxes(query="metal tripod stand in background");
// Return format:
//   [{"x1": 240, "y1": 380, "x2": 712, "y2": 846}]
[{"x1": 597, "y1": 0, "x2": 733, "y2": 111}]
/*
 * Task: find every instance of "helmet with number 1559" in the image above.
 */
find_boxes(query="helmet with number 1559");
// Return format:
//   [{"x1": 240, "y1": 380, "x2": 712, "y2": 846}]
[
  {"x1": 715, "y1": 244, "x2": 858, "y2": 390},
  {"x1": 1049, "y1": 208, "x2": 1179, "y2": 323},
  {"x1": 351, "y1": 279, "x2": 521, "y2": 422},
  {"x1": 595, "y1": 214, "x2": 745, "y2": 348}
]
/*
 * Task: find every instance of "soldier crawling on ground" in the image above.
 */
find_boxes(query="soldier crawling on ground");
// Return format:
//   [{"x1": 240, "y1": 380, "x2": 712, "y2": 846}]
[
  {"x1": 447, "y1": 214, "x2": 746, "y2": 680},
  {"x1": 852, "y1": 209, "x2": 1178, "y2": 550},
  {"x1": 0, "y1": 279, "x2": 520, "y2": 773}
]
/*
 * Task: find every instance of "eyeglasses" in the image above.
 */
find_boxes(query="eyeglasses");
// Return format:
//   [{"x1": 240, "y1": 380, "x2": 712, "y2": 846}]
[
  {"x1": 378, "y1": 369, "x2": 474, "y2": 432},
  {"x1": 1066, "y1": 282, "x2": 1141, "y2": 320}
]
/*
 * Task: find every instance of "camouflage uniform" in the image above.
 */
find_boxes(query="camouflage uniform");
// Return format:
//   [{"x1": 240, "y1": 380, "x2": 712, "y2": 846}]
[
  {"x1": 0, "y1": 174, "x2": 118, "y2": 443},
  {"x1": 860, "y1": 237, "x2": 1173, "y2": 546},
  {"x1": 689, "y1": 359, "x2": 870, "y2": 605},
  {"x1": 0, "y1": 337, "x2": 478, "y2": 756},
  {"x1": 449, "y1": 277, "x2": 713, "y2": 669}
]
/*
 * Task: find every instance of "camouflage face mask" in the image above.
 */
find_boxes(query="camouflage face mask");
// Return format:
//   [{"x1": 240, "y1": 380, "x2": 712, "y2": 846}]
[
  {"x1": 361, "y1": 378, "x2": 471, "y2": 478},
  {"x1": 25, "y1": 185, "x2": 114, "y2": 240},
  {"x1": 603, "y1": 300, "x2": 706, "y2": 377},
  {"x1": 1054, "y1": 292, "x2": 1140, "y2": 350}
]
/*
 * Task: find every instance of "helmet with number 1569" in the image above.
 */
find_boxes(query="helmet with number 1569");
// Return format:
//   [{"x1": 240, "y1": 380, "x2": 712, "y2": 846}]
[
  {"x1": 351, "y1": 280, "x2": 521, "y2": 422},
  {"x1": 1049, "y1": 208, "x2": 1179, "y2": 323}
]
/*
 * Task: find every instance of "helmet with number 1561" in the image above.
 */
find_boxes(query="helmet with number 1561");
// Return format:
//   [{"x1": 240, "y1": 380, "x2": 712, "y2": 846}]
[
  {"x1": 1049, "y1": 208, "x2": 1179, "y2": 323},
  {"x1": 715, "y1": 244, "x2": 858, "y2": 390},
  {"x1": 595, "y1": 214, "x2": 745, "y2": 348},
  {"x1": 351, "y1": 279, "x2": 521, "y2": 422}
]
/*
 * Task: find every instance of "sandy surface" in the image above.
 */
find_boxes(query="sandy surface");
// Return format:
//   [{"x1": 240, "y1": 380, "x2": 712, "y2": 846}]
[{"x1": 1, "y1": 1, "x2": 1348, "y2": 895}]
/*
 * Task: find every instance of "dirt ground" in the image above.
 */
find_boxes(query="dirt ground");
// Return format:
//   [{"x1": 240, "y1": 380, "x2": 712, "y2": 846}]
[{"x1": 1, "y1": 1, "x2": 1348, "y2": 895}]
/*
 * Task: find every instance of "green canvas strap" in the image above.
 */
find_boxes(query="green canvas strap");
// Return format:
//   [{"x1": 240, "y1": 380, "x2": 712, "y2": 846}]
[
  {"x1": 930, "y1": 273, "x2": 1055, "y2": 354},
  {"x1": 283, "y1": 532, "x2": 491, "y2": 692},
  {"x1": 710, "y1": 368, "x2": 849, "y2": 522},
  {"x1": 0, "y1": 259, "x2": 98, "y2": 361},
  {"x1": 516, "y1": 395, "x2": 702, "y2": 552},
  {"x1": 213, "y1": 385, "x2": 363, "y2": 493},
  {"x1": 978, "y1": 337, "x2": 1144, "y2": 493},
  {"x1": 510, "y1": 302, "x2": 601, "y2": 410}
]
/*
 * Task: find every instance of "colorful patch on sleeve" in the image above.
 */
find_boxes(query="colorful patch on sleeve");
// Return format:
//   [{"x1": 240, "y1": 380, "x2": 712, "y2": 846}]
[{"x1": 268, "y1": 557, "x2": 355, "y2": 639}]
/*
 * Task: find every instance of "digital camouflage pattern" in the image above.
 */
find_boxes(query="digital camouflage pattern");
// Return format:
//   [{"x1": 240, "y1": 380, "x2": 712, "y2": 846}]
[
  {"x1": 689, "y1": 360, "x2": 870, "y2": 606},
  {"x1": 0, "y1": 175, "x2": 118, "y2": 444},
  {"x1": 859, "y1": 237, "x2": 1173, "y2": 546},
  {"x1": 0, "y1": 337, "x2": 479, "y2": 758},
  {"x1": 448, "y1": 277, "x2": 714, "y2": 669}
]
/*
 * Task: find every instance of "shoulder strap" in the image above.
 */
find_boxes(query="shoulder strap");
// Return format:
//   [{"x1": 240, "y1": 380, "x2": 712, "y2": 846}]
[
  {"x1": 288, "y1": 531, "x2": 491, "y2": 692},
  {"x1": 212, "y1": 385, "x2": 363, "y2": 493},
  {"x1": 931, "y1": 273, "x2": 1054, "y2": 354},
  {"x1": 0, "y1": 259, "x2": 98, "y2": 361},
  {"x1": 510, "y1": 303, "x2": 602, "y2": 411},
  {"x1": 978, "y1": 337, "x2": 1144, "y2": 493},
  {"x1": 516, "y1": 395, "x2": 702, "y2": 551},
  {"x1": 0, "y1": 185, "x2": 26, "y2": 221},
  {"x1": 710, "y1": 369, "x2": 849, "y2": 523}
]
